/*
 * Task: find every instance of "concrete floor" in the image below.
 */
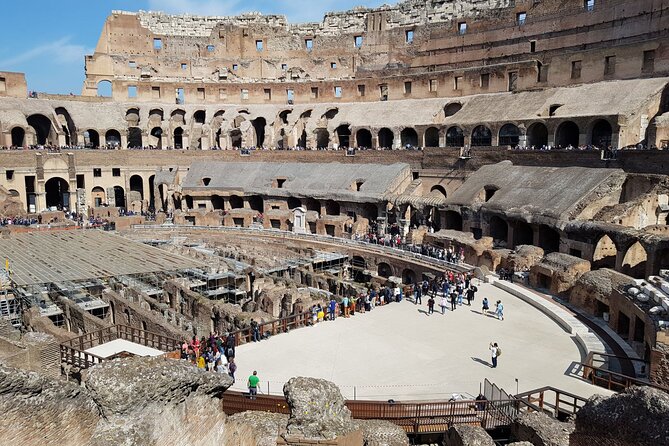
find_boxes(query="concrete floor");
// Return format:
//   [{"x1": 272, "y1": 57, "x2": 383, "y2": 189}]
[{"x1": 232, "y1": 282, "x2": 611, "y2": 401}]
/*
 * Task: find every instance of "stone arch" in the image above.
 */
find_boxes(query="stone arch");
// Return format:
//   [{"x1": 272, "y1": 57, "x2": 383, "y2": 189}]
[
  {"x1": 84, "y1": 130, "x2": 100, "y2": 149},
  {"x1": 527, "y1": 122, "x2": 548, "y2": 148},
  {"x1": 471, "y1": 125, "x2": 492, "y2": 147},
  {"x1": 400, "y1": 127, "x2": 418, "y2": 147},
  {"x1": 27, "y1": 114, "x2": 54, "y2": 145},
  {"x1": 424, "y1": 127, "x2": 440, "y2": 147},
  {"x1": 125, "y1": 108, "x2": 140, "y2": 126},
  {"x1": 335, "y1": 124, "x2": 351, "y2": 148},
  {"x1": 443, "y1": 210, "x2": 463, "y2": 230},
  {"x1": 512, "y1": 220, "x2": 534, "y2": 247},
  {"x1": 378, "y1": 128, "x2": 394, "y2": 148},
  {"x1": 10, "y1": 127, "x2": 24, "y2": 146},
  {"x1": 105, "y1": 129, "x2": 121, "y2": 148},
  {"x1": 149, "y1": 108, "x2": 164, "y2": 122},
  {"x1": 590, "y1": 119, "x2": 613, "y2": 148},
  {"x1": 91, "y1": 186, "x2": 106, "y2": 207},
  {"x1": 150, "y1": 127, "x2": 163, "y2": 148},
  {"x1": 446, "y1": 126, "x2": 464, "y2": 147},
  {"x1": 489, "y1": 216, "x2": 508, "y2": 244},
  {"x1": 229, "y1": 195, "x2": 243, "y2": 209},
  {"x1": 315, "y1": 128, "x2": 330, "y2": 148},
  {"x1": 304, "y1": 198, "x2": 320, "y2": 213},
  {"x1": 248, "y1": 195, "x2": 264, "y2": 212},
  {"x1": 444, "y1": 102, "x2": 462, "y2": 117},
  {"x1": 211, "y1": 195, "x2": 224, "y2": 210},
  {"x1": 325, "y1": 200, "x2": 340, "y2": 216},
  {"x1": 402, "y1": 268, "x2": 417, "y2": 285},
  {"x1": 538, "y1": 225, "x2": 560, "y2": 253},
  {"x1": 171, "y1": 109, "x2": 186, "y2": 123},
  {"x1": 55, "y1": 107, "x2": 77, "y2": 145},
  {"x1": 621, "y1": 241, "x2": 648, "y2": 278},
  {"x1": 555, "y1": 121, "x2": 580, "y2": 148},
  {"x1": 498, "y1": 123, "x2": 520, "y2": 146},
  {"x1": 230, "y1": 129, "x2": 242, "y2": 148},
  {"x1": 194, "y1": 110, "x2": 206, "y2": 124},
  {"x1": 431, "y1": 185, "x2": 447, "y2": 198},
  {"x1": 114, "y1": 185, "x2": 126, "y2": 208},
  {"x1": 127, "y1": 127, "x2": 142, "y2": 148},
  {"x1": 356, "y1": 128, "x2": 372, "y2": 148},
  {"x1": 322, "y1": 108, "x2": 339, "y2": 120},
  {"x1": 44, "y1": 177, "x2": 69, "y2": 209},
  {"x1": 377, "y1": 262, "x2": 393, "y2": 278},
  {"x1": 174, "y1": 127, "x2": 184, "y2": 149},
  {"x1": 251, "y1": 117, "x2": 266, "y2": 147},
  {"x1": 97, "y1": 80, "x2": 112, "y2": 97},
  {"x1": 129, "y1": 175, "x2": 144, "y2": 200},
  {"x1": 593, "y1": 234, "x2": 617, "y2": 269},
  {"x1": 287, "y1": 197, "x2": 302, "y2": 209}
]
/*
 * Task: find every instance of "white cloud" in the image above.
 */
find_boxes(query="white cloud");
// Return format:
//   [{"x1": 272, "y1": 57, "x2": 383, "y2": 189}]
[{"x1": 0, "y1": 37, "x2": 91, "y2": 68}]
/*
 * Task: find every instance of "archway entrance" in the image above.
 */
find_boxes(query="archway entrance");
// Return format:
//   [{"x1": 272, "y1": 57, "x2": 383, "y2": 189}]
[
  {"x1": 128, "y1": 127, "x2": 142, "y2": 148},
  {"x1": 315, "y1": 129, "x2": 330, "y2": 148},
  {"x1": 402, "y1": 269, "x2": 417, "y2": 284},
  {"x1": 499, "y1": 124, "x2": 520, "y2": 146},
  {"x1": 527, "y1": 123, "x2": 548, "y2": 148},
  {"x1": 471, "y1": 126, "x2": 492, "y2": 146},
  {"x1": 129, "y1": 175, "x2": 144, "y2": 200},
  {"x1": 593, "y1": 234, "x2": 617, "y2": 269},
  {"x1": 555, "y1": 121, "x2": 579, "y2": 148},
  {"x1": 150, "y1": 127, "x2": 163, "y2": 149},
  {"x1": 489, "y1": 216, "x2": 508, "y2": 245},
  {"x1": 377, "y1": 262, "x2": 392, "y2": 278},
  {"x1": 424, "y1": 127, "x2": 440, "y2": 147},
  {"x1": 512, "y1": 221, "x2": 534, "y2": 247},
  {"x1": 538, "y1": 225, "x2": 560, "y2": 253},
  {"x1": 27, "y1": 114, "x2": 53, "y2": 145},
  {"x1": 400, "y1": 128, "x2": 418, "y2": 147},
  {"x1": 252, "y1": 117, "x2": 266, "y2": 147},
  {"x1": 10, "y1": 127, "x2": 24, "y2": 146},
  {"x1": 230, "y1": 129, "x2": 242, "y2": 148},
  {"x1": 105, "y1": 130, "x2": 121, "y2": 148},
  {"x1": 378, "y1": 128, "x2": 394, "y2": 148},
  {"x1": 335, "y1": 125, "x2": 351, "y2": 148},
  {"x1": 356, "y1": 129, "x2": 372, "y2": 148},
  {"x1": 446, "y1": 127, "x2": 464, "y2": 147},
  {"x1": 45, "y1": 177, "x2": 69, "y2": 210},
  {"x1": 591, "y1": 119, "x2": 613, "y2": 148},
  {"x1": 443, "y1": 211, "x2": 463, "y2": 230},
  {"x1": 114, "y1": 186, "x2": 126, "y2": 208},
  {"x1": 84, "y1": 130, "x2": 100, "y2": 148},
  {"x1": 621, "y1": 242, "x2": 647, "y2": 278},
  {"x1": 91, "y1": 186, "x2": 105, "y2": 207},
  {"x1": 174, "y1": 127, "x2": 184, "y2": 149}
]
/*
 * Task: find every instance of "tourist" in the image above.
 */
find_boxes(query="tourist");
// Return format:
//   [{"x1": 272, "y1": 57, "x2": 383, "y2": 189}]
[
  {"x1": 228, "y1": 357, "x2": 237, "y2": 382},
  {"x1": 495, "y1": 300, "x2": 504, "y2": 320},
  {"x1": 197, "y1": 354, "x2": 206, "y2": 369},
  {"x1": 450, "y1": 290, "x2": 457, "y2": 311},
  {"x1": 482, "y1": 297, "x2": 490, "y2": 315},
  {"x1": 247, "y1": 370, "x2": 260, "y2": 399},
  {"x1": 440, "y1": 294, "x2": 448, "y2": 314},
  {"x1": 317, "y1": 306, "x2": 325, "y2": 322},
  {"x1": 489, "y1": 342, "x2": 500, "y2": 368},
  {"x1": 250, "y1": 319, "x2": 260, "y2": 342},
  {"x1": 226, "y1": 332, "x2": 236, "y2": 359},
  {"x1": 466, "y1": 285, "x2": 476, "y2": 306},
  {"x1": 214, "y1": 358, "x2": 227, "y2": 375},
  {"x1": 342, "y1": 295, "x2": 350, "y2": 317},
  {"x1": 413, "y1": 283, "x2": 422, "y2": 304},
  {"x1": 427, "y1": 296, "x2": 435, "y2": 314},
  {"x1": 329, "y1": 297, "x2": 337, "y2": 320},
  {"x1": 350, "y1": 295, "x2": 356, "y2": 316}
]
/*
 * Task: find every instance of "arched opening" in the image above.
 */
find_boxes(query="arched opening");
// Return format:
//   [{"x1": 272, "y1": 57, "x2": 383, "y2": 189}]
[
  {"x1": 498, "y1": 124, "x2": 520, "y2": 146},
  {"x1": 44, "y1": 177, "x2": 69, "y2": 210},
  {"x1": 489, "y1": 216, "x2": 508, "y2": 244},
  {"x1": 351, "y1": 256, "x2": 367, "y2": 282},
  {"x1": 148, "y1": 175, "x2": 155, "y2": 211},
  {"x1": 316, "y1": 129, "x2": 330, "y2": 148},
  {"x1": 229, "y1": 195, "x2": 244, "y2": 209},
  {"x1": 512, "y1": 221, "x2": 534, "y2": 247},
  {"x1": 298, "y1": 129, "x2": 307, "y2": 148},
  {"x1": 91, "y1": 186, "x2": 105, "y2": 207},
  {"x1": 424, "y1": 127, "x2": 440, "y2": 147},
  {"x1": 97, "y1": 80, "x2": 112, "y2": 97},
  {"x1": 593, "y1": 234, "x2": 617, "y2": 269},
  {"x1": 55, "y1": 107, "x2": 77, "y2": 146},
  {"x1": 527, "y1": 122, "x2": 548, "y2": 148},
  {"x1": 105, "y1": 129, "x2": 121, "y2": 148},
  {"x1": 378, "y1": 128, "x2": 394, "y2": 148},
  {"x1": 230, "y1": 129, "x2": 242, "y2": 149},
  {"x1": 84, "y1": 130, "x2": 100, "y2": 149},
  {"x1": 555, "y1": 121, "x2": 580, "y2": 148},
  {"x1": 211, "y1": 195, "x2": 224, "y2": 210},
  {"x1": 402, "y1": 268, "x2": 417, "y2": 285},
  {"x1": 278, "y1": 109, "x2": 292, "y2": 125},
  {"x1": 431, "y1": 185, "x2": 447, "y2": 198},
  {"x1": 184, "y1": 195, "x2": 194, "y2": 209},
  {"x1": 471, "y1": 125, "x2": 492, "y2": 147},
  {"x1": 444, "y1": 103, "x2": 462, "y2": 117},
  {"x1": 287, "y1": 197, "x2": 302, "y2": 209},
  {"x1": 446, "y1": 126, "x2": 464, "y2": 147},
  {"x1": 248, "y1": 195, "x2": 264, "y2": 212},
  {"x1": 174, "y1": 127, "x2": 184, "y2": 149},
  {"x1": 128, "y1": 127, "x2": 142, "y2": 148},
  {"x1": 171, "y1": 109, "x2": 186, "y2": 124},
  {"x1": 591, "y1": 119, "x2": 613, "y2": 148},
  {"x1": 538, "y1": 225, "x2": 560, "y2": 253},
  {"x1": 150, "y1": 127, "x2": 163, "y2": 149},
  {"x1": 114, "y1": 186, "x2": 126, "y2": 208},
  {"x1": 129, "y1": 175, "x2": 144, "y2": 200},
  {"x1": 377, "y1": 262, "x2": 393, "y2": 278},
  {"x1": 356, "y1": 129, "x2": 372, "y2": 148},
  {"x1": 251, "y1": 117, "x2": 266, "y2": 147},
  {"x1": 125, "y1": 108, "x2": 140, "y2": 126},
  {"x1": 194, "y1": 110, "x2": 206, "y2": 124},
  {"x1": 322, "y1": 108, "x2": 339, "y2": 120},
  {"x1": 10, "y1": 127, "x2": 24, "y2": 146},
  {"x1": 304, "y1": 198, "x2": 320, "y2": 213},
  {"x1": 27, "y1": 114, "x2": 53, "y2": 145},
  {"x1": 621, "y1": 241, "x2": 648, "y2": 278},
  {"x1": 654, "y1": 248, "x2": 669, "y2": 276},
  {"x1": 325, "y1": 200, "x2": 340, "y2": 216},
  {"x1": 443, "y1": 211, "x2": 463, "y2": 231},
  {"x1": 400, "y1": 128, "x2": 418, "y2": 147},
  {"x1": 335, "y1": 124, "x2": 351, "y2": 148}
]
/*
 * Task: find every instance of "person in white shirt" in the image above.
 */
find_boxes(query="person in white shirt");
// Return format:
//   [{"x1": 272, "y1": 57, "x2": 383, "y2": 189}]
[{"x1": 489, "y1": 342, "x2": 499, "y2": 368}]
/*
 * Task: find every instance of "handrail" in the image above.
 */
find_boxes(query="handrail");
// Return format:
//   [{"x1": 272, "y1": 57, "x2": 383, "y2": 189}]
[
  {"x1": 514, "y1": 386, "x2": 588, "y2": 418},
  {"x1": 581, "y1": 360, "x2": 669, "y2": 393}
]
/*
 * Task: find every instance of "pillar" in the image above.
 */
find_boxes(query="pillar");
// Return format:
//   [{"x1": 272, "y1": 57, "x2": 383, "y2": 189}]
[{"x1": 120, "y1": 133, "x2": 128, "y2": 150}]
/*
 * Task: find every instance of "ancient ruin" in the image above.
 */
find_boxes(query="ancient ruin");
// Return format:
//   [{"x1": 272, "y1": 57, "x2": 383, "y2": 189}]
[{"x1": 0, "y1": 0, "x2": 668, "y2": 444}]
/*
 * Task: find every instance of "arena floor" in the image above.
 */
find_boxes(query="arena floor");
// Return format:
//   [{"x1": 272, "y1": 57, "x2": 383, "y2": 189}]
[{"x1": 232, "y1": 282, "x2": 612, "y2": 401}]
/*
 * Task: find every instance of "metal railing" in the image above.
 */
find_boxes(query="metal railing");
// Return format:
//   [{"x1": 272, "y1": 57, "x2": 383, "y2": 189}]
[
  {"x1": 60, "y1": 325, "x2": 181, "y2": 369},
  {"x1": 221, "y1": 390, "x2": 516, "y2": 434}
]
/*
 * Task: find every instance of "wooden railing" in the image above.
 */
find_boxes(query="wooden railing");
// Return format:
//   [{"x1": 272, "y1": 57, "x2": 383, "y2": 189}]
[
  {"x1": 515, "y1": 386, "x2": 588, "y2": 419},
  {"x1": 228, "y1": 310, "x2": 317, "y2": 346},
  {"x1": 581, "y1": 352, "x2": 669, "y2": 393},
  {"x1": 60, "y1": 325, "x2": 181, "y2": 370},
  {"x1": 220, "y1": 390, "x2": 516, "y2": 434}
]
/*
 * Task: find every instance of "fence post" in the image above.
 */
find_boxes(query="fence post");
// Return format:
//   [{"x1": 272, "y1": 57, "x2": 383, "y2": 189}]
[
  {"x1": 268, "y1": 381, "x2": 270, "y2": 395},
  {"x1": 354, "y1": 386, "x2": 357, "y2": 401}
]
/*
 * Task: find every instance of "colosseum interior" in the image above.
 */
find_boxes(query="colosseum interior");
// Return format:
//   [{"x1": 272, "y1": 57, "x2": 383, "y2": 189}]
[{"x1": 0, "y1": 0, "x2": 668, "y2": 445}]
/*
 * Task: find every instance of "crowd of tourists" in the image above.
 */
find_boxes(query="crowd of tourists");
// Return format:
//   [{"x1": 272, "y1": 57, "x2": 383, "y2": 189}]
[
  {"x1": 355, "y1": 232, "x2": 466, "y2": 264},
  {"x1": 180, "y1": 332, "x2": 238, "y2": 382}
]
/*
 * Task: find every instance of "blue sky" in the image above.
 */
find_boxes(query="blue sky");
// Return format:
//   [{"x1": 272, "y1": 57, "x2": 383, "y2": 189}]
[{"x1": 0, "y1": 0, "x2": 385, "y2": 94}]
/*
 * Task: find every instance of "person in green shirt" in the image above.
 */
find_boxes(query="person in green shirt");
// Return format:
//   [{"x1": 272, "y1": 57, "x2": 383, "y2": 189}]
[{"x1": 247, "y1": 370, "x2": 260, "y2": 399}]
